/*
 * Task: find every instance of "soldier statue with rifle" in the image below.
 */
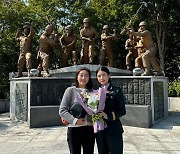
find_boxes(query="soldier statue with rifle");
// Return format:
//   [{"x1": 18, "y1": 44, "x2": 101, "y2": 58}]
[
  {"x1": 121, "y1": 4, "x2": 164, "y2": 76},
  {"x1": 129, "y1": 21, "x2": 164, "y2": 76}
]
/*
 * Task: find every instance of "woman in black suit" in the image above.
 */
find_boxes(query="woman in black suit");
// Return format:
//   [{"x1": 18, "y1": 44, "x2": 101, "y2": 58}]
[{"x1": 96, "y1": 66, "x2": 126, "y2": 154}]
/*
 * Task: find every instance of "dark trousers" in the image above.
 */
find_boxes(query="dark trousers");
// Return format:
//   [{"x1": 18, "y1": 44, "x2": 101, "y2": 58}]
[
  {"x1": 67, "y1": 126, "x2": 95, "y2": 154},
  {"x1": 96, "y1": 121, "x2": 123, "y2": 154}
]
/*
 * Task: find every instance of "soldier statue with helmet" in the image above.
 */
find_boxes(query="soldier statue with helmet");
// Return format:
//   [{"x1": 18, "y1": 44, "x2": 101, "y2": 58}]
[
  {"x1": 37, "y1": 24, "x2": 59, "y2": 77},
  {"x1": 129, "y1": 21, "x2": 164, "y2": 76},
  {"x1": 99, "y1": 25, "x2": 116, "y2": 67},
  {"x1": 80, "y1": 18, "x2": 97, "y2": 64},
  {"x1": 15, "y1": 22, "x2": 34, "y2": 77},
  {"x1": 125, "y1": 31, "x2": 138, "y2": 70},
  {"x1": 60, "y1": 25, "x2": 77, "y2": 67}
]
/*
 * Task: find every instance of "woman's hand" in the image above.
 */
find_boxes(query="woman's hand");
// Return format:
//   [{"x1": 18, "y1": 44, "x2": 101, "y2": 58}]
[
  {"x1": 76, "y1": 118, "x2": 85, "y2": 125},
  {"x1": 99, "y1": 111, "x2": 108, "y2": 119}
]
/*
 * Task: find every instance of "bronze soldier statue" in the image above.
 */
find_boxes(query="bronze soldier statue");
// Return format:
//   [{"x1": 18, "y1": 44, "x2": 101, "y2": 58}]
[
  {"x1": 134, "y1": 28, "x2": 144, "y2": 69},
  {"x1": 125, "y1": 33, "x2": 138, "y2": 70},
  {"x1": 100, "y1": 25, "x2": 116, "y2": 67},
  {"x1": 37, "y1": 24, "x2": 58, "y2": 77},
  {"x1": 60, "y1": 25, "x2": 77, "y2": 67},
  {"x1": 80, "y1": 18, "x2": 97, "y2": 64},
  {"x1": 130, "y1": 21, "x2": 164, "y2": 76},
  {"x1": 15, "y1": 22, "x2": 34, "y2": 77}
]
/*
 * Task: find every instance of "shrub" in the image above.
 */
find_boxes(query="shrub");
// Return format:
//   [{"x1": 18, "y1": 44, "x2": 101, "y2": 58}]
[{"x1": 168, "y1": 79, "x2": 180, "y2": 97}]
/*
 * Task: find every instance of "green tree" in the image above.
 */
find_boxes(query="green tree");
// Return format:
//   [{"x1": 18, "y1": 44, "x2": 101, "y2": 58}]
[
  {"x1": 142, "y1": 0, "x2": 180, "y2": 78},
  {"x1": 0, "y1": 0, "x2": 179, "y2": 98}
]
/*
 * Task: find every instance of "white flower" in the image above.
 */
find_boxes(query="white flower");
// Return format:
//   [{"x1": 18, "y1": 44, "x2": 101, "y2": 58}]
[{"x1": 87, "y1": 94, "x2": 100, "y2": 112}]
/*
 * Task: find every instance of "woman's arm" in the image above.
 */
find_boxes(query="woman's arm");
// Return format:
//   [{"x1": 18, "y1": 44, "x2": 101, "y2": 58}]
[
  {"x1": 59, "y1": 87, "x2": 77, "y2": 124},
  {"x1": 111, "y1": 88, "x2": 126, "y2": 120},
  {"x1": 59, "y1": 87, "x2": 86, "y2": 125}
]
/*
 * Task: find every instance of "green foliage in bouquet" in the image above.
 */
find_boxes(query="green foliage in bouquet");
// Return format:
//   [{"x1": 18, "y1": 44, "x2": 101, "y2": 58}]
[{"x1": 89, "y1": 101, "x2": 99, "y2": 107}]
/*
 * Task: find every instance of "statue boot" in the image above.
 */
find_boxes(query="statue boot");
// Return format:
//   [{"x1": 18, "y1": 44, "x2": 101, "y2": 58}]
[
  {"x1": 141, "y1": 68, "x2": 152, "y2": 76},
  {"x1": 156, "y1": 69, "x2": 164, "y2": 76},
  {"x1": 15, "y1": 69, "x2": 23, "y2": 78},
  {"x1": 43, "y1": 70, "x2": 51, "y2": 77},
  {"x1": 150, "y1": 58, "x2": 164, "y2": 76},
  {"x1": 126, "y1": 65, "x2": 131, "y2": 70}
]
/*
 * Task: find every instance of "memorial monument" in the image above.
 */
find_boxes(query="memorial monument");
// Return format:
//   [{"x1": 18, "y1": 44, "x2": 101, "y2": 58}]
[{"x1": 10, "y1": 16, "x2": 168, "y2": 129}]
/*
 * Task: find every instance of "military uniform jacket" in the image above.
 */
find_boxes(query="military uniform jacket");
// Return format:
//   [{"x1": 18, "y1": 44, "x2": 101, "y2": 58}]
[{"x1": 103, "y1": 83, "x2": 126, "y2": 134}]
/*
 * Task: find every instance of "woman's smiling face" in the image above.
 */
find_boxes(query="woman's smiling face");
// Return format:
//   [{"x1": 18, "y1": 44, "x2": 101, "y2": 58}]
[
  {"x1": 77, "y1": 70, "x2": 90, "y2": 88},
  {"x1": 96, "y1": 70, "x2": 110, "y2": 86}
]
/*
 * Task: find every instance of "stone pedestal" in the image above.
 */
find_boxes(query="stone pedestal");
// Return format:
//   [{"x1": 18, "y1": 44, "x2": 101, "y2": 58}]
[
  {"x1": 10, "y1": 65, "x2": 168, "y2": 128},
  {"x1": 111, "y1": 76, "x2": 168, "y2": 127},
  {"x1": 9, "y1": 64, "x2": 132, "y2": 79}
]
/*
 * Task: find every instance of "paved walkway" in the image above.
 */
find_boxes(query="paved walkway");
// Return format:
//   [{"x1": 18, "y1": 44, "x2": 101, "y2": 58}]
[{"x1": 0, "y1": 112, "x2": 180, "y2": 154}]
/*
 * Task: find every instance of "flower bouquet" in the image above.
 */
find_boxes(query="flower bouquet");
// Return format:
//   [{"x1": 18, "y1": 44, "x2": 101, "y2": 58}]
[{"x1": 76, "y1": 87, "x2": 107, "y2": 133}]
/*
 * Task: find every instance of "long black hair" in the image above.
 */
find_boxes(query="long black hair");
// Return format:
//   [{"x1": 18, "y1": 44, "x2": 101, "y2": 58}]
[
  {"x1": 96, "y1": 66, "x2": 111, "y2": 83},
  {"x1": 74, "y1": 67, "x2": 93, "y2": 90}
]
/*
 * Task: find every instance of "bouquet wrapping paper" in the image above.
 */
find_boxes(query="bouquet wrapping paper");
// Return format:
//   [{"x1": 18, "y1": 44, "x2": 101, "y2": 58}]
[{"x1": 76, "y1": 88, "x2": 107, "y2": 133}]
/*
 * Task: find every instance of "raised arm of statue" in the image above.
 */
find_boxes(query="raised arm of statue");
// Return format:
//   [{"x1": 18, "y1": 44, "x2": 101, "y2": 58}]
[
  {"x1": 28, "y1": 22, "x2": 34, "y2": 38},
  {"x1": 133, "y1": 30, "x2": 148, "y2": 37}
]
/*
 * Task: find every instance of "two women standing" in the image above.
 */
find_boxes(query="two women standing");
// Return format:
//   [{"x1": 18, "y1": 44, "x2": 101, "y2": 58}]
[{"x1": 59, "y1": 66, "x2": 126, "y2": 154}]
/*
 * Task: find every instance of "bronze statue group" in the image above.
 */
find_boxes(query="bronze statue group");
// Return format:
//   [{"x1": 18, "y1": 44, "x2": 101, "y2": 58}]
[
  {"x1": 15, "y1": 18, "x2": 163, "y2": 78},
  {"x1": 125, "y1": 21, "x2": 164, "y2": 76}
]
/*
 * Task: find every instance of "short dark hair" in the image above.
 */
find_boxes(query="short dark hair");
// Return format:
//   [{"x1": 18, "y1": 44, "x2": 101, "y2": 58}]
[
  {"x1": 96, "y1": 66, "x2": 111, "y2": 83},
  {"x1": 74, "y1": 67, "x2": 93, "y2": 90}
]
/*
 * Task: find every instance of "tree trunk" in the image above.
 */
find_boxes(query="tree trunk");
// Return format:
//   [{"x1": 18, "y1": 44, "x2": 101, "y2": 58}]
[{"x1": 153, "y1": 1, "x2": 166, "y2": 72}]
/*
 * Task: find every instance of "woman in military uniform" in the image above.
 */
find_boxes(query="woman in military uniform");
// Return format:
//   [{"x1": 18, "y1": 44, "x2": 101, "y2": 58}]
[{"x1": 96, "y1": 66, "x2": 126, "y2": 154}]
